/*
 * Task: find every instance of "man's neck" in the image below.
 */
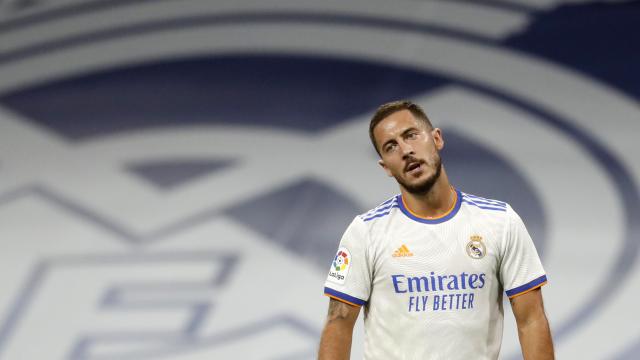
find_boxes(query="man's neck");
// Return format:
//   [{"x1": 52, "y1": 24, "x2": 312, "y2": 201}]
[{"x1": 400, "y1": 172, "x2": 456, "y2": 219}]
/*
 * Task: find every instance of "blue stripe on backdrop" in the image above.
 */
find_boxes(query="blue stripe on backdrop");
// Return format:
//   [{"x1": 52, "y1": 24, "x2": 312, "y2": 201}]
[
  {"x1": 0, "y1": 55, "x2": 448, "y2": 138},
  {"x1": 504, "y1": 1, "x2": 640, "y2": 98}
]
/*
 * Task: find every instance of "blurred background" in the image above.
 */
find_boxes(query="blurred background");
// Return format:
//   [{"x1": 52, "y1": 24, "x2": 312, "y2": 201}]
[{"x1": 0, "y1": 0, "x2": 638, "y2": 359}]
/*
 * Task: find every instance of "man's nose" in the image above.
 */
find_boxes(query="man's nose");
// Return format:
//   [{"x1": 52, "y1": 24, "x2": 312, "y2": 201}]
[{"x1": 399, "y1": 141, "x2": 415, "y2": 157}]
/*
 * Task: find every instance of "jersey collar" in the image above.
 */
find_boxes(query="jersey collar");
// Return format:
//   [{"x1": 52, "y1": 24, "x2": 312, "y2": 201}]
[{"x1": 397, "y1": 188, "x2": 462, "y2": 224}]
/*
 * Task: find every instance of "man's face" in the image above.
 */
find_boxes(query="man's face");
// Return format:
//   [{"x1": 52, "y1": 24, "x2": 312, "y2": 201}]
[{"x1": 373, "y1": 110, "x2": 444, "y2": 194}]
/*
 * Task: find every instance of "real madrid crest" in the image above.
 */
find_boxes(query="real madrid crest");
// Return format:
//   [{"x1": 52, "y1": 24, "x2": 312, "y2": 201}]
[{"x1": 466, "y1": 235, "x2": 486, "y2": 259}]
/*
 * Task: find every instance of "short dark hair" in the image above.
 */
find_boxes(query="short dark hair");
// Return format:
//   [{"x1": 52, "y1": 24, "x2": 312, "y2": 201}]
[{"x1": 369, "y1": 100, "x2": 433, "y2": 155}]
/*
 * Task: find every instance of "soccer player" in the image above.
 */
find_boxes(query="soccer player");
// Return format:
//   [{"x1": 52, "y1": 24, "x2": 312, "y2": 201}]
[{"x1": 318, "y1": 101, "x2": 554, "y2": 359}]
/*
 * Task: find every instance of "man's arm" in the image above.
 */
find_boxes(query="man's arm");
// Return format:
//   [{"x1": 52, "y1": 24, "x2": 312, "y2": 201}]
[
  {"x1": 510, "y1": 287, "x2": 554, "y2": 360},
  {"x1": 318, "y1": 298, "x2": 361, "y2": 360}
]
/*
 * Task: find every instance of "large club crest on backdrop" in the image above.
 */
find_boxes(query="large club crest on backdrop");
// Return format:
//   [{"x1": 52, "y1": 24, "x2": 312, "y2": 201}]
[{"x1": 0, "y1": 1, "x2": 638, "y2": 359}]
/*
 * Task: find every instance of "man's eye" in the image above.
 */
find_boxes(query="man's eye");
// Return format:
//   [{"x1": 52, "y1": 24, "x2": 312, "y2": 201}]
[
  {"x1": 407, "y1": 132, "x2": 418, "y2": 139},
  {"x1": 385, "y1": 144, "x2": 396, "y2": 152}
]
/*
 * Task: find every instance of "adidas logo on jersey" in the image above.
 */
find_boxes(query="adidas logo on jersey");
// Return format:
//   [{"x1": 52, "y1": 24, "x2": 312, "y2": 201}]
[{"x1": 393, "y1": 244, "x2": 413, "y2": 257}]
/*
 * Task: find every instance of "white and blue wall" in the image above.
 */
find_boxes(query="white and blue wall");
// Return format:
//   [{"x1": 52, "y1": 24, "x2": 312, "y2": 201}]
[{"x1": 0, "y1": 0, "x2": 638, "y2": 359}]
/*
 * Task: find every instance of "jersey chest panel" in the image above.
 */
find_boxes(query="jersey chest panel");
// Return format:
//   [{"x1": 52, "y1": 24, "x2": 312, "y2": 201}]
[{"x1": 367, "y1": 212, "x2": 503, "y2": 318}]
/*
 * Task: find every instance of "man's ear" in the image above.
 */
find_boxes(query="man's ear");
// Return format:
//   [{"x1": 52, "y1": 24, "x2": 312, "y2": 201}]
[
  {"x1": 378, "y1": 159, "x2": 393, "y2": 177},
  {"x1": 431, "y1": 128, "x2": 444, "y2": 151}
]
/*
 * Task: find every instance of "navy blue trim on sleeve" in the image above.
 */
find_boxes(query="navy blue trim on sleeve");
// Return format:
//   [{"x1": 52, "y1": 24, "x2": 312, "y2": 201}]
[
  {"x1": 506, "y1": 274, "x2": 547, "y2": 298},
  {"x1": 324, "y1": 287, "x2": 367, "y2": 306}
]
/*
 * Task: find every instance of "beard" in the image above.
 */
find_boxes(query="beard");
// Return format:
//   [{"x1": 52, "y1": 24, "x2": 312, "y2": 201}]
[{"x1": 396, "y1": 155, "x2": 442, "y2": 195}]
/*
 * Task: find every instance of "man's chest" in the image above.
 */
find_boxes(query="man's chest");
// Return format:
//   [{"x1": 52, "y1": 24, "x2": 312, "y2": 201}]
[
  {"x1": 367, "y1": 221, "x2": 504, "y2": 315},
  {"x1": 370, "y1": 221, "x2": 502, "y2": 285}
]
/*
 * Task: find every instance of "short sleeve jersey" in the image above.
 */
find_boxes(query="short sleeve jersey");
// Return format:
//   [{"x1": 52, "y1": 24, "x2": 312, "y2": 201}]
[{"x1": 323, "y1": 189, "x2": 547, "y2": 359}]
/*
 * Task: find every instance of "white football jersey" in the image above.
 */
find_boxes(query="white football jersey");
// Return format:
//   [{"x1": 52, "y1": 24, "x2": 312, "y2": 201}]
[{"x1": 324, "y1": 189, "x2": 547, "y2": 359}]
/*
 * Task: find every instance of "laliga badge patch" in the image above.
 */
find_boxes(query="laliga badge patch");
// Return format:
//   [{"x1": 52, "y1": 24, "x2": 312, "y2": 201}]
[
  {"x1": 466, "y1": 235, "x2": 486, "y2": 259},
  {"x1": 328, "y1": 247, "x2": 351, "y2": 284}
]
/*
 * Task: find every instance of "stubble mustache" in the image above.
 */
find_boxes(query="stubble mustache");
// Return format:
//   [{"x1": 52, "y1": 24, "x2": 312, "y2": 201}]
[
  {"x1": 398, "y1": 155, "x2": 442, "y2": 195},
  {"x1": 403, "y1": 156, "x2": 425, "y2": 172}
]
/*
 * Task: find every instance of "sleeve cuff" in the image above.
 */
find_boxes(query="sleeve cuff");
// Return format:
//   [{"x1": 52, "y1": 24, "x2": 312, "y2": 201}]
[
  {"x1": 506, "y1": 274, "x2": 547, "y2": 299},
  {"x1": 324, "y1": 287, "x2": 366, "y2": 307}
]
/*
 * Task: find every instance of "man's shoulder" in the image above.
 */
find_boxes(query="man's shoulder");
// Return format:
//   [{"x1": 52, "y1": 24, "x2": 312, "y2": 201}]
[
  {"x1": 357, "y1": 195, "x2": 401, "y2": 223},
  {"x1": 459, "y1": 190, "x2": 511, "y2": 216}
]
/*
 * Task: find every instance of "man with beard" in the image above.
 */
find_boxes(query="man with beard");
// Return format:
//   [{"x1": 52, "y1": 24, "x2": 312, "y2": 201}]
[{"x1": 318, "y1": 101, "x2": 554, "y2": 359}]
